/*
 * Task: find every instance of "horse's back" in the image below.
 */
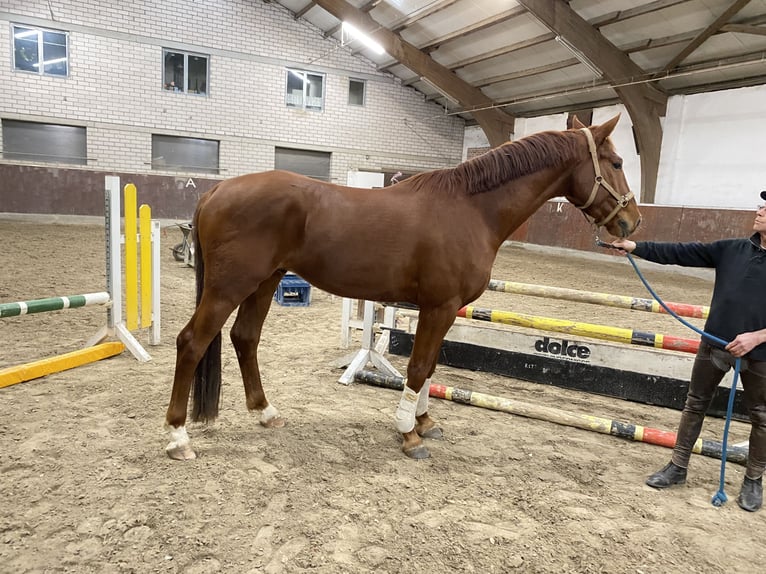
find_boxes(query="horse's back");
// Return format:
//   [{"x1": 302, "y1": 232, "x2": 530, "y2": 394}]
[{"x1": 194, "y1": 170, "x2": 492, "y2": 304}]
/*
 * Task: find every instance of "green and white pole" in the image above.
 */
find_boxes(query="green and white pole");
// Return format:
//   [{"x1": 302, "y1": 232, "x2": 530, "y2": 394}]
[{"x1": 0, "y1": 292, "x2": 110, "y2": 319}]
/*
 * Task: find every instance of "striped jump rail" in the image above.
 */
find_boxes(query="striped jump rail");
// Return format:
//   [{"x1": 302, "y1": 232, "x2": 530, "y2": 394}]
[
  {"x1": 487, "y1": 279, "x2": 709, "y2": 319},
  {"x1": 0, "y1": 292, "x2": 110, "y2": 319},
  {"x1": 458, "y1": 305, "x2": 700, "y2": 354},
  {"x1": 354, "y1": 370, "x2": 747, "y2": 465}
]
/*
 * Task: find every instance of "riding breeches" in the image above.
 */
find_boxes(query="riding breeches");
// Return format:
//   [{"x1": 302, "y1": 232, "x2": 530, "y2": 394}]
[{"x1": 671, "y1": 341, "x2": 766, "y2": 480}]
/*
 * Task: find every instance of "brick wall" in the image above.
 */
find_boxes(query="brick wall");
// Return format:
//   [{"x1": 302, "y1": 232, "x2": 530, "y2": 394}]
[{"x1": 0, "y1": 0, "x2": 465, "y2": 215}]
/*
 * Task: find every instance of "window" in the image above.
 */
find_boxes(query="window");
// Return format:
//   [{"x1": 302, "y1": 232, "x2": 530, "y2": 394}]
[
  {"x1": 151, "y1": 135, "x2": 219, "y2": 174},
  {"x1": 2, "y1": 120, "x2": 86, "y2": 164},
  {"x1": 12, "y1": 25, "x2": 68, "y2": 76},
  {"x1": 348, "y1": 79, "x2": 366, "y2": 106},
  {"x1": 285, "y1": 69, "x2": 325, "y2": 111},
  {"x1": 275, "y1": 147, "x2": 331, "y2": 181},
  {"x1": 163, "y1": 50, "x2": 208, "y2": 95}
]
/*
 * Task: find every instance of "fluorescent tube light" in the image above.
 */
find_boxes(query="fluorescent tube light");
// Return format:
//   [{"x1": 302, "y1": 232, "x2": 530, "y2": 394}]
[
  {"x1": 555, "y1": 35, "x2": 602, "y2": 78},
  {"x1": 420, "y1": 77, "x2": 460, "y2": 105},
  {"x1": 342, "y1": 22, "x2": 385, "y2": 55}
]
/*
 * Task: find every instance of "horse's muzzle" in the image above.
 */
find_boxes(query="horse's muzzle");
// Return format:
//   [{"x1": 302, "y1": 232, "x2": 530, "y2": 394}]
[{"x1": 618, "y1": 215, "x2": 641, "y2": 237}]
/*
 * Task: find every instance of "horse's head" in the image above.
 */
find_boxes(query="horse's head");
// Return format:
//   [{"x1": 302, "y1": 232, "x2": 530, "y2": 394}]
[{"x1": 567, "y1": 114, "x2": 641, "y2": 238}]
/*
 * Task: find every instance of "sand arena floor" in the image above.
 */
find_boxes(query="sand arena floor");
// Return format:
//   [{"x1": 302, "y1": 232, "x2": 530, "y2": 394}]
[{"x1": 1, "y1": 219, "x2": 764, "y2": 574}]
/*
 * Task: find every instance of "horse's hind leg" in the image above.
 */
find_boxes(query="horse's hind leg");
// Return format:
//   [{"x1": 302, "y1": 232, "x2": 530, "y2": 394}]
[
  {"x1": 230, "y1": 271, "x2": 286, "y2": 428},
  {"x1": 166, "y1": 294, "x2": 238, "y2": 460}
]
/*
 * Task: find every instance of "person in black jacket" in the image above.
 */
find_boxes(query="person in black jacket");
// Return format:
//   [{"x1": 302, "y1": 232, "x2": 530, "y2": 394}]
[{"x1": 612, "y1": 191, "x2": 766, "y2": 512}]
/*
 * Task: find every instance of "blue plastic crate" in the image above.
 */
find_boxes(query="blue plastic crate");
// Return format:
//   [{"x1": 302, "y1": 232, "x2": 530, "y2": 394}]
[{"x1": 274, "y1": 274, "x2": 311, "y2": 307}]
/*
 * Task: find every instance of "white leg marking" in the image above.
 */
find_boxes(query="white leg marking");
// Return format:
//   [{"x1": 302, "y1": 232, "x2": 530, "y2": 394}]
[
  {"x1": 394, "y1": 379, "x2": 418, "y2": 433},
  {"x1": 168, "y1": 425, "x2": 190, "y2": 447},
  {"x1": 259, "y1": 404, "x2": 280, "y2": 425},
  {"x1": 165, "y1": 425, "x2": 196, "y2": 460}
]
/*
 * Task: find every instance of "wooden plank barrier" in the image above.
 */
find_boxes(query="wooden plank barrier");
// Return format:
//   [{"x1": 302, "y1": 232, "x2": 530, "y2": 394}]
[{"x1": 0, "y1": 343, "x2": 125, "y2": 389}]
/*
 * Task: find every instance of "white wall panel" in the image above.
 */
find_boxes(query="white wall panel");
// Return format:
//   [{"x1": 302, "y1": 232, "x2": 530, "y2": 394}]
[{"x1": 656, "y1": 86, "x2": 766, "y2": 209}]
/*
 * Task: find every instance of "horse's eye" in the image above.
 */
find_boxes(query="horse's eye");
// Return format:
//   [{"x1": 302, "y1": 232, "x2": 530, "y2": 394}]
[{"x1": 612, "y1": 162, "x2": 622, "y2": 170}]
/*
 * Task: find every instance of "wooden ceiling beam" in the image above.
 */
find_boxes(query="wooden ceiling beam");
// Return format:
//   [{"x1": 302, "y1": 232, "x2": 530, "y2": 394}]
[
  {"x1": 418, "y1": 6, "x2": 527, "y2": 53},
  {"x1": 390, "y1": 0, "x2": 458, "y2": 33},
  {"x1": 484, "y1": 50, "x2": 766, "y2": 108},
  {"x1": 450, "y1": 33, "x2": 553, "y2": 71},
  {"x1": 386, "y1": 0, "x2": 692, "y2": 72},
  {"x1": 592, "y1": 0, "x2": 692, "y2": 28},
  {"x1": 294, "y1": 1, "x2": 316, "y2": 19},
  {"x1": 448, "y1": 3, "x2": 684, "y2": 72},
  {"x1": 516, "y1": 0, "x2": 667, "y2": 203},
  {"x1": 721, "y1": 23, "x2": 766, "y2": 35},
  {"x1": 662, "y1": 0, "x2": 752, "y2": 71},
  {"x1": 383, "y1": 2, "x2": 766, "y2": 74},
  {"x1": 323, "y1": 0, "x2": 381, "y2": 38},
  {"x1": 311, "y1": 0, "x2": 515, "y2": 146},
  {"x1": 476, "y1": 59, "x2": 578, "y2": 88}
]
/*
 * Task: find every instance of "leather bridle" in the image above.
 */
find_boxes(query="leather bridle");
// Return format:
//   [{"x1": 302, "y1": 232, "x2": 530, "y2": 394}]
[{"x1": 575, "y1": 127, "x2": 634, "y2": 227}]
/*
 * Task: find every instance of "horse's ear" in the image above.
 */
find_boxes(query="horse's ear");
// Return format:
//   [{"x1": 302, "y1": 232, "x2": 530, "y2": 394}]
[
  {"x1": 571, "y1": 115, "x2": 587, "y2": 129},
  {"x1": 591, "y1": 114, "x2": 621, "y2": 142}
]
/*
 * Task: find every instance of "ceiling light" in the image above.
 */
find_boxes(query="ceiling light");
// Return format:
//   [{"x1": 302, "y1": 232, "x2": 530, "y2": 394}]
[
  {"x1": 342, "y1": 22, "x2": 385, "y2": 55},
  {"x1": 555, "y1": 35, "x2": 602, "y2": 78},
  {"x1": 420, "y1": 77, "x2": 460, "y2": 105}
]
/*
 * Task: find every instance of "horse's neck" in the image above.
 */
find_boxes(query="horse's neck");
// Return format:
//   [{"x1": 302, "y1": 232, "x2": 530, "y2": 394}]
[{"x1": 474, "y1": 168, "x2": 572, "y2": 246}]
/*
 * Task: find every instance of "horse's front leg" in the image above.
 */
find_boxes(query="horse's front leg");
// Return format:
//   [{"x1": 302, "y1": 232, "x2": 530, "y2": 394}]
[
  {"x1": 414, "y1": 372, "x2": 443, "y2": 440},
  {"x1": 397, "y1": 303, "x2": 458, "y2": 459},
  {"x1": 230, "y1": 272, "x2": 286, "y2": 429}
]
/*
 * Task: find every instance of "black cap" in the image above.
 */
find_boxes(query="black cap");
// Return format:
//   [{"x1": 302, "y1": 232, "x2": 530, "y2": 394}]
[{"x1": 761, "y1": 190, "x2": 766, "y2": 201}]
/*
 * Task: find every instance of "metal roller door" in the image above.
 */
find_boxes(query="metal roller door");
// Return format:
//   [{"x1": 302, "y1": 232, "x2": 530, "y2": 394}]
[{"x1": 274, "y1": 147, "x2": 331, "y2": 181}]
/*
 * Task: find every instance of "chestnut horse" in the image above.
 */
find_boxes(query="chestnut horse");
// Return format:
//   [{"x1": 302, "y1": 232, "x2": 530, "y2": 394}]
[{"x1": 165, "y1": 115, "x2": 641, "y2": 460}]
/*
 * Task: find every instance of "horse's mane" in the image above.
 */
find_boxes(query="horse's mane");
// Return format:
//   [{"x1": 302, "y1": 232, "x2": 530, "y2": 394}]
[{"x1": 407, "y1": 129, "x2": 582, "y2": 195}]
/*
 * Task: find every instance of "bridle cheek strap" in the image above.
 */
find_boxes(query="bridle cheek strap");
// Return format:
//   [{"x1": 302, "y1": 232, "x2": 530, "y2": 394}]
[{"x1": 576, "y1": 127, "x2": 634, "y2": 227}]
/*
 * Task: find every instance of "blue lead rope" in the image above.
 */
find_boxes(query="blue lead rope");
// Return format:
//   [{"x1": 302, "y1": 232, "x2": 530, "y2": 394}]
[{"x1": 623, "y1": 252, "x2": 741, "y2": 507}]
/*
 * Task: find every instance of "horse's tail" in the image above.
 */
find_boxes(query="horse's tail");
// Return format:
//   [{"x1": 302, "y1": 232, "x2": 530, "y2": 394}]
[{"x1": 190, "y1": 193, "x2": 222, "y2": 423}]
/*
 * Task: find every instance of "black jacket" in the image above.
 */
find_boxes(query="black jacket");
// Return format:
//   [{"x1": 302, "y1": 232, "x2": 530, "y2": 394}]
[{"x1": 633, "y1": 233, "x2": 766, "y2": 361}]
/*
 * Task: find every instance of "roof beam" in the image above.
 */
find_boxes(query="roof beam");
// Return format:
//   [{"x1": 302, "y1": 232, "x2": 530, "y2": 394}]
[
  {"x1": 476, "y1": 59, "x2": 577, "y2": 88},
  {"x1": 469, "y1": 11, "x2": 766, "y2": 87},
  {"x1": 450, "y1": 32, "x2": 553, "y2": 71},
  {"x1": 324, "y1": 0, "x2": 381, "y2": 38},
  {"x1": 418, "y1": 6, "x2": 527, "y2": 53},
  {"x1": 516, "y1": 0, "x2": 667, "y2": 203},
  {"x1": 721, "y1": 23, "x2": 766, "y2": 35},
  {"x1": 390, "y1": 0, "x2": 458, "y2": 33},
  {"x1": 311, "y1": 0, "x2": 515, "y2": 146},
  {"x1": 592, "y1": 0, "x2": 692, "y2": 28},
  {"x1": 661, "y1": 0, "x2": 752, "y2": 71},
  {"x1": 488, "y1": 49, "x2": 766, "y2": 109},
  {"x1": 448, "y1": 0, "x2": 690, "y2": 72},
  {"x1": 294, "y1": 1, "x2": 316, "y2": 19}
]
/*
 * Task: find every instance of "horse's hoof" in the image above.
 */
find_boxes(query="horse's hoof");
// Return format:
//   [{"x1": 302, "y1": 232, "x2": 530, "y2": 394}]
[
  {"x1": 419, "y1": 426, "x2": 444, "y2": 440},
  {"x1": 166, "y1": 443, "x2": 197, "y2": 460},
  {"x1": 260, "y1": 416, "x2": 286, "y2": 429},
  {"x1": 403, "y1": 444, "x2": 431, "y2": 460}
]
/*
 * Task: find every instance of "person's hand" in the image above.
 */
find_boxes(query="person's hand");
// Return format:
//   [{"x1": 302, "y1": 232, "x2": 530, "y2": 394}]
[
  {"x1": 610, "y1": 239, "x2": 636, "y2": 253},
  {"x1": 726, "y1": 331, "x2": 766, "y2": 357}
]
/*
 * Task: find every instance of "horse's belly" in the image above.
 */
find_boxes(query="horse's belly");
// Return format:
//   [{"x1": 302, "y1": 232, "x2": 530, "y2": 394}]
[{"x1": 292, "y1": 258, "x2": 418, "y2": 303}]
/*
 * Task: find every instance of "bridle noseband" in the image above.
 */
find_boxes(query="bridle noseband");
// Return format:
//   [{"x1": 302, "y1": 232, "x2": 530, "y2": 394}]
[{"x1": 575, "y1": 127, "x2": 634, "y2": 227}]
